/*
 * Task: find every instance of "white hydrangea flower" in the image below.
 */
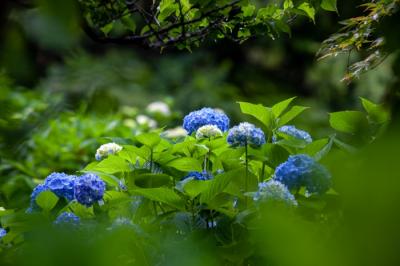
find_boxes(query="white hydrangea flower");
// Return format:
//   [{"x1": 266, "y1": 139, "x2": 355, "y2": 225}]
[
  {"x1": 162, "y1": 126, "x2": 188, "y2": 139},
  {"x1": 195, "y1": 125, "x2": 223, "y2": 139},
  {"x1": 136, "y1": 115, "x2": 157, "y2": 129},
  {"x1": 95, "y1": 142, "x2": 123, "y2": 161},
  {"x1": 146, "y1": 101, "x2": 171, "y2": 116}
]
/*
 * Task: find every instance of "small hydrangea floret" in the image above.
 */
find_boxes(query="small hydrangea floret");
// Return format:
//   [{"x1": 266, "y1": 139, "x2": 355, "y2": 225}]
[
  {"x1": 227, "y1": 122, "x2": 266, "y2": 147},
  {"x1": 274, "y1": 154, "x2": 331, "y2": 194},
  {"x1": 0, "y1": 228, "x2": 6, "y2": 240},
  {"x1": 54, "y1": 212, "x2": 80, "y2": 227},
  {"x1": 74, "y1": 173, "x2": 106, "y2": 207},
  {"x1": 95, "y1": 142, "x2": 123, "y2": 161},
  {"x1": 183, "y1": 107, "x2": 230, "y2": 135},
  {"x1": 195, "y1": 125, "x2": 223, "y2": 139},
  {"x1": 253, "y1": 180, "x2": 297, "y2": 206},
  {"x1": 273, "y1": 125, "x2": 312, "y2": 143},
  {"x1": 183, "y1": 171, "x2": 213, "y2": 181}
]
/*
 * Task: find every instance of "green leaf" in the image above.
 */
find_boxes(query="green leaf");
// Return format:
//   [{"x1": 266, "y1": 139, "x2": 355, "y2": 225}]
[
  {"x1": 131, "y1": 187, "x2": 184, "y2": 210},
  {"x1": 84, "y1": 155, "x2": 130, "y2": 174},
  {"x1": 166, "y1": 157, "x2": 202, "y2": 172},
  {"x1": 136, "y1": 132, "x2": 161, "y2": 148},
  {"x1": 179, "y1": 178, "x2": 211, "y2": 198},
  {"x1": 320, "y1": 0, "x2": 337, "y2": 12},
  {"x1": 100, "y1": 22, "x2": 114, "y2": 36},
  {"x1": 36, "y1": 191, "x2": 59, "y2": 211},
  {"x1": 277, "y1": 105, "x2": 309, "y2": 126},
  {"x1": 242, "y1": 5, "x2": 256, "y2": 17},
  {"x1": 272, "y1": 97, "x2": 296, "y2": 118},
  {"x1": 304, "y1": 137, "x2": 334, "y2": 161},
  {"x1": 360, "y1": 97, "x2": 389, "y2": 124},
  {"x1": 134, "y1": 173, "x2": 172, "y2": 188},
  {"x1": 284, "y1": 0, "x2": 294, "y2": 10},
  {"x1": 297, "y1": 2, "x2": 315, "y2": 22},
  {"x1": 238, "y1": 102, "x2": 273, "y2": 129},
  {"x1": 329, "y1": 111, "x2": 369, "y2": 134},
  {"x1": 303, "y1": 138, "x2": 329, "y2": 156},
  {"x1": 200, "y1": 168, "x2": 246, "y2": 204}
]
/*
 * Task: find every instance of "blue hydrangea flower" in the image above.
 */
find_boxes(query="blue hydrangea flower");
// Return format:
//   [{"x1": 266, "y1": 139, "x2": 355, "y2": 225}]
[
  {"x1": 274, "y1": 154, "x2": 331, "y2": 194},
  {"x1": 183, "y1": 171, "x2": 213, "y2": 181},
  {"x1": 183, "y1": 108, "x2": 230, "y2": 135},
  {"x1": 227, "y1": 122, "x2": 266, "y2": 147},
  {"x1": 273, "y1": 125, "x2": 312, "y2": 143},
  {"x1": 74, "y1": 173, "x2": 106, "y2": 207},
  {"x1": 0, "y1": 228, "x2": 6, "y2": 240},
  {"x1": 54, "y1": 212, "x2": 80, "y2": 226},
  {"x1": 253, "y1": 180, "x2": 297, "y2": 206},
  {"x1": 44, "y1": 172, "x2": 76, "y2": 201}
]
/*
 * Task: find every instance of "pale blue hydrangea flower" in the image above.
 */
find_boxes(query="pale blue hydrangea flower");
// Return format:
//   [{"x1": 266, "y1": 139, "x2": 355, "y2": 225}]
[
  {"x1": 0, "y1": 228, "x2": 6, "y2": 240},
  {"x1": 253, "y1": 180, "x2": 297, "y2": 206},
  {"x1": 183, "y1": 171, "x2": 213, "y2": 181},
  {"x1": 54, "y1": 212, "x2": 80, "y2": 226},
  {"x1": 44, "y1": 172, "x2": 76, "y2": 201},
  {"x1": 274, "y1": 154, "x2": 331, "y2": 194},
  {"x1": 183, "y1": 107, "x2": 230, "y2": 135},
  {"x1": 273, "y1": 125, "x2": 312, "y2": 143},
  {"x1": 95, "y1": 142, "x2": 123, "y2": 161},
  {"x1": 227, "y1": 122, "x2": 266, "y2": 147},
  {"x1": 195, "y1": 125, "x2": 223, "y2": 139},
  {"x1": 74, "y1": 173, "x2": 106, "y2": 207}
]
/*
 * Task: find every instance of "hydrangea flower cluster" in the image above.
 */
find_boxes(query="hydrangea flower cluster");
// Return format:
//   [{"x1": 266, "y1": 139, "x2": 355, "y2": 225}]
[
  {"x1": 0, "y1": 227, "x2": 6, "y2": 240},
  {"x1": 95, "y1": 142, "x2": 123, "y2": 161},
  {"x1": 29, "y1": 172, "x2": 106, "y2": 210},
  {"x1": 183, "y1": 171, "x2": 213, "y2": 181},
  {"x1": 183, "y1": 107, "x2": 230, "y2": 135},
  {"x1": 146, "y1": 101, "x2": 171, "y2": 116},
  {"x1": 44, "y1": 172, "x2": 76, "y2": 201},
  {"x1": 274, "y1": 154, "x2": 331, "y2": 194},
  {"x1": 227, "y1": 122, "x2": 266, "y2": 147},
  {"x1": 74, "y1": 173, "x2": 106, "y2": 207},
  {"x1": 54, "y1": 212, "x2": 80, "y2": 226},
  {"x1": 253, "y1": 180, "x2": 297, "y2": 206},
  {"x1": 273, "y1": 125, "x2": 312, "y2": 144},
  {"x1": 195, "y1": 125, "x2": 223, "y2": 139}
]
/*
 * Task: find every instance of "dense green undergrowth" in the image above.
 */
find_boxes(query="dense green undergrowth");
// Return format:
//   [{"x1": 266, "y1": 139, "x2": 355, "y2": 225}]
[{"x1": 0, "y1": 96, "x2": 391, "y2": 265}]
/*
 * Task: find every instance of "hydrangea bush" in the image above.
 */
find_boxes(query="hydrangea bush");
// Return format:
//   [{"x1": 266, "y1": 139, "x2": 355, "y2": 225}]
[{"x1": 0, "y1": 97, "x2": 390, "y2": 265}]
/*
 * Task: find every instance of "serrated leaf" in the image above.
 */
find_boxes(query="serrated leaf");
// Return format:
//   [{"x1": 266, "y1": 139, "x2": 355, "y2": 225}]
[
  {"x1": 360, "y1": 97, "x2": 389, "y2": 124},
  {"x1": 166, "y1": 157, "x2": 202, "y2": 172},
  {"x1": 200, "y1": 167, "x2": 246, "y2": 204},
  {"x1": 278, "y1": 106, "x2": 309, "y2": 126},
  {"x1": 321, "y1": 0, "x2": 337, "y2": 12},
  {"x1": 297, "y1": 2, "x2": 315, "y2": 22},
  {"x1": 238, "y1": 102, "x2": 274, "y2": 129},
  {"x1": 131, "y1": 187, "x2": 184, "y2": 210},
  {"x1": 272, "y1": 97, "x2": 297, "y2": 118},
  {"x1": 85, "y1": 155, "x2": 130, "y2": 174},
  {"x1": 329, "y1": 111, "x2": 369, "y2": 134},
  {"x1": 36, "y1": 191, "x2": 59, "y2": 211},
  {"x1": 136, "y1": 132, "x2": 161, "y2": 148},
  {"x1": 177, "y1": 178, "x2": 211, "y2": 199}
]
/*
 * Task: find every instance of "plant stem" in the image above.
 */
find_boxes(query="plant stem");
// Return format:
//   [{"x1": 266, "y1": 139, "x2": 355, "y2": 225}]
[
  {"x1": 261, "y1": 161, "x2": 266, "y2": 182},
  {"x1": 245, "y1": 143, "x2": 249, "y2": 208},
  {"x1": 149, "y1": 148, "x2": 153, "y2": 173}
]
